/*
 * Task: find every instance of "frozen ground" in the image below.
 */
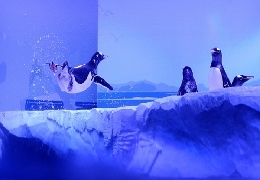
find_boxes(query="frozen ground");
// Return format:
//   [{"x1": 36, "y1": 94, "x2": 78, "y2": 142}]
[{"x1": 0, "y1": 86, "x2": 260, "y2": 179}]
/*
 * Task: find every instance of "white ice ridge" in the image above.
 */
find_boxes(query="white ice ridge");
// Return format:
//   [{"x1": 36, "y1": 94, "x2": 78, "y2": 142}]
[{"x1": 1, "y1": 86, "x2": 260, "y2": 178}]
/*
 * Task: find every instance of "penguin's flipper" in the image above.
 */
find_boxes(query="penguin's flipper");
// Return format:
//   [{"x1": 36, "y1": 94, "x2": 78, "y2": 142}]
[
  {"x1": 219, "y1": 66, "x2": 231, "y2": 88},
  {"x1": 93, "y1": 75, "x2": 113, "y2": 90},
  {"x1": 177, "y1": 83, "x2": 185, "y2": 96}
]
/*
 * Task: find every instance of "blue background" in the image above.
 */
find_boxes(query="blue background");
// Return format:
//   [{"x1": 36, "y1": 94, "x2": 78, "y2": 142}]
[{"x1": 98, "y1": 0, "x2": 260, "y2": 87}]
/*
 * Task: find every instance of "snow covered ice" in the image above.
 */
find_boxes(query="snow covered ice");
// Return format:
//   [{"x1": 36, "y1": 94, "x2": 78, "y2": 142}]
[{"x1": 0, "y1": 86, "x2": 260, "y2": 179}]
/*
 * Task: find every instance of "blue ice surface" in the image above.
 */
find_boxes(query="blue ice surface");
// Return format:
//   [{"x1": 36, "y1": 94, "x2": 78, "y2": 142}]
[
  {"x1": 97, "y1": 91, "x2": 177, "y2": 108},
  {"x1": 1, "y1": 87, "x2": 260, "y2": 179}
]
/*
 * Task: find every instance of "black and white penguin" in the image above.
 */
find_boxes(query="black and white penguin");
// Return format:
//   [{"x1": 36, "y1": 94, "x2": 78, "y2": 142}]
[
  {"x1": 208, "y1": 47, "x2": 254, "y2": 90},
  {"x1": 49, "y1": 52, "x2": 113, "y2": 93},
  {"x1": 177, "y1": 66, "x2": 198, "y2": 96},
  {"x1": 231, "y1": 75, "x2": 254, "y2": 87},
  {"x1": 208, "y1": 47, "x2": 231, "y2": 91}
]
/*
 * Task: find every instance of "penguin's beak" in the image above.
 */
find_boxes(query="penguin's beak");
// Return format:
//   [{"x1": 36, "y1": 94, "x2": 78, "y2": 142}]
[
  {"x1": 239, "y1": 75, "x2": 254, "y2": 84},
  {"x1": 244, "y1": 76, "x2": 254, "y2": 80},
  {"x1": 103, "y1": 55, "x2": 109, "y2": 59},
  {"x1": 211, "y1": 47, "x2": 221, "y2": 53}
]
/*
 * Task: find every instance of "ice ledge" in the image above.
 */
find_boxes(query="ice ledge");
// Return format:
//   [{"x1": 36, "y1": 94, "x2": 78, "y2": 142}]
[{"x1": 0, "y1": 86, "x2": 260, "y2": 178}]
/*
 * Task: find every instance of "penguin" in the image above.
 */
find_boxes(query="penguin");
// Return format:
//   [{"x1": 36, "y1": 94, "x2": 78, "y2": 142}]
[
  {"x1": 231, "y1": 75, "x2": 254, "y2": 87},
  {"x1": 177, "y1": 66, "x2": 198, "y2": 96},
  {"x1": 209, "y1": 47, "x2": 254, "y2": 90},
  {"x1": 208, "y1": 47, "x2": 231, "y2": 91},
  {"x1": 49, "y1": 52, "x2": 113, "y2": 93}
]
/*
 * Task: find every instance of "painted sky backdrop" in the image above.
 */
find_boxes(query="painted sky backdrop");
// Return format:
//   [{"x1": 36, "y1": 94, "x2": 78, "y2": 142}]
[{"x1": 98, "y1": 0, "x2": 260, "y2": 87}]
